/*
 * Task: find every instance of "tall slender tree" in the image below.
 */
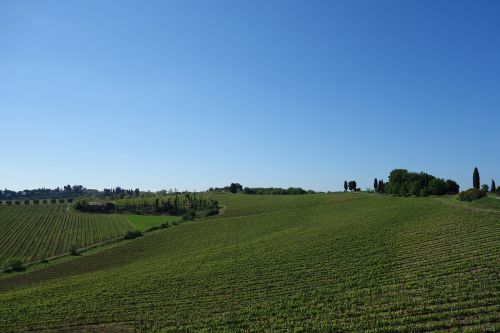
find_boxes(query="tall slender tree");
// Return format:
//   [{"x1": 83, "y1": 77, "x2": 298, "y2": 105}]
[
  {"x1": 473, "y1": 167, "x2": 480, "y2": 189},
  {"x1": 491, "y1": 179, "x2": 496, "y2": 193},
  {"x1": 378, "y1": 179, "x2": 384, "y2": 193},
  {"x1": 374, "y1": 178, "x2": 378, "y2": 191},
  {"x1": 343, "y1": 181, "x2": 348, "y2": 192}
]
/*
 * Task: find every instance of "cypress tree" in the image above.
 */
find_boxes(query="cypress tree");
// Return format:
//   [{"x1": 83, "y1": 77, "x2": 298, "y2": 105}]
[
  {"x1": 473, "y1": 167, "x2": 480, "y2": 190},
  {"x1": 378, "y1": 179, "x2": 384, "y2": 193},
  {"x1": 343, "y1": 181, "x2": 348, "y2": 192},
  {"x1": 374, "y1": 178, "x2": 378, "y2": 191},
  {"x1": 491, "y1": 179, "x2": 496, "y2": 193}
]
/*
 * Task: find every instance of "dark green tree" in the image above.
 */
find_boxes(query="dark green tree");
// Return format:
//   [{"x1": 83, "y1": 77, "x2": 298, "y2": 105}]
[
  {"x1": 343, "y1": 181, "x2": 348, "y2": 192},
  {"x1": 374, "y1": 178, "x2": 378, "y2": 191},
  {"x1": 491, "y1": 179, "x2": 496, "y2": 193},
  {"x1": 378, "y1": 179, "x2": 384, "y2": 193},
  {"x1": 473, "y1": 167, "x2": 480, "y2": 189}
]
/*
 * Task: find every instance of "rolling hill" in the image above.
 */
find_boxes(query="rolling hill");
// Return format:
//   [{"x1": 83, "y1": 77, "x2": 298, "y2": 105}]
[{"x1": 0, "y1": 193, "x2": 498, "y2": 332}]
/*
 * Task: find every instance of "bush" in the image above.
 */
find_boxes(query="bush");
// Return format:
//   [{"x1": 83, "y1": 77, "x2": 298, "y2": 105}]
[
  {"x1": 59, "y1": 199, "x2": 65, "y2": 204},
  {"x1": 33, "y1": 199, "x2": 39, "y2": 204},
  {"x1": 124, "y1": 230, "x2": 143, "y2": 240},
  {"x1": 43, "y1": 199, "x2": 48, "y2": 204},
  {"x1": 497, "y1": 187, "x2": 500, "y2": 196},
  {"x1": 6, "y1": 200, "x2": 12, "y2": 205},
  {"x1": 50, "y1": 199, "x2": 56, "y2": 204},
  {"x1": 14, "y1": 200, "x2": 21, "y2": 205},
  {"x1": 3, "y1": 258, "x2": 24, "y2": 272},
  {"x1": 458, "y1": 188, "x2": 487, "y2": 202},
  {"x1": 24, "y1": 200, "x2": 30, "y2": 205},
  {"x1": 182, "y1": 211, "x2": 196, "y2": 221},
  {"x1": 68, "y1": 243, "x2": 79, "y2": 256}
]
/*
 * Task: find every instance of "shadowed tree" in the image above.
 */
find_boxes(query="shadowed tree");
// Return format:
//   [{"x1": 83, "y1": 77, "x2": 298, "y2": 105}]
[
  {"x1": 473, "y1": 167, "x2": 480, "y2": 189},
  {"x1": 378, "y1": 179, "x2": 384, "y2": 193},
  {"x1": 374, "y1": 178, "x2": 378, "y2": 191},
  {"x1": 491, "y1": 180, "x2": 496, "y2": 193},
  {"x1": 344, "y1": 181, "x2": 348, "y2": 192}
]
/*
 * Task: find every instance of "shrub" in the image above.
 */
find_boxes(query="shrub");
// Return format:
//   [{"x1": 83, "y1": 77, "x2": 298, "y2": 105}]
[
  {"x1": 50, "y1": 199, "x2": 56, "y2": 204},
  {"x1": 59, "y1": 199, "x2": 65, "y2": 204},
  {"x1": 124, "y1": 230, "x2": 143, "y2": 240},
  {"x1": 458, "y1": 188, "x2": 486, "y2": 202},
  {"x1": 6, "y1": 200, "x2": 12, "y2": 205},
  {"x1": 24, "y1": 200, "x2": 30, "y2": 205},
  {"x1": 33, "y1": 199, "x2": 39, "y2": 204},
  {"x1": 68, "y1": 243, "x2": 79, "y2": 256},
  {"x1": 42, "y1": 199, "x2": 48, "y2": 204},
  {"x1": 182, "y1": 211, "x2": 196, "y2": 221},
  {"x1": 497, "y1": 186, "x2": 500, "y2": 196},
  {"x1": 14, "y1": 200, "x2": 21, "y2": 205},
  {"x1": 3, "y1": 258, "x2": 24, "y2": 273}
]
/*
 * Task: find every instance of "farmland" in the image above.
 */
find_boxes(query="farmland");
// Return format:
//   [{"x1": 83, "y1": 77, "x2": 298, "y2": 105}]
[
  {"x1": 0, "y1": 204, "x2": 132, "y2": 263},
  {"x1": 0, "y1": 192, "x2": 498, "y2": 332}
]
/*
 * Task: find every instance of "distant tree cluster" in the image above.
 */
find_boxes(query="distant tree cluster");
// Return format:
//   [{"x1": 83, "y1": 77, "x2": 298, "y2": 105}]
[
  {"x1": 208, "y1": 183, "x2": 243, "y2": 193},
  {"x1": 343, "y1": 180, "x2": 360, "y2": 192},
  {"x1": 74, "y1": 193, "x2": 219, "y2": 219},
  {"x1": 0, "y1": 185, "x2": 89, "y2": 200},
  {"x1": 373, "y1": 178, "x2": 385, "y2": 192},
  {"x1": 209, "y1": 184, "x2": 314, "y2": 195},
  {"x1": 0, "y1": 185, "x2": 142, "y2": 201},
  {"x1": 242, "y1": 187, "x2": 314, "y2": 195},
  {"x1": 382, "y1": 169, "x2": 459, "y2": 196},
  {"x1": 459, "y1": 167, "x2": 497, "y2": 201},
  {"x1": 102, "y1": 187, "x2": 141, "y2": 199}
]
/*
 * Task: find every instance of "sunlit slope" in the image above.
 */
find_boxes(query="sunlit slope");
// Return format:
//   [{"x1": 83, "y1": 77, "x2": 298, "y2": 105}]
[{"x1": 0, "y1": 193, "x2": 498, "y2": 332}]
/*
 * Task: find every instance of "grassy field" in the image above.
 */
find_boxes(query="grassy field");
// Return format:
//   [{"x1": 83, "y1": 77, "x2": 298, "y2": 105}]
[
  {"x1": 0, "y1": 204, "x2": 132, "y2": 264},
  {"x1": 0, "y1": 193, "x2": 498, "y2": 332},
  {"x1": 126, "y1": 214, "x2": 181, "y2": 232}
]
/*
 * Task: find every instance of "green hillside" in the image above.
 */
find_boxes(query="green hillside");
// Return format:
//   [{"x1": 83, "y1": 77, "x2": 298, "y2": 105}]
[
  {"x1": 0, "y1": 204, "x2": 132, "y2": 263},
  {"x1": 0, "y1": 193, "x2": 498, "y2": 332}
]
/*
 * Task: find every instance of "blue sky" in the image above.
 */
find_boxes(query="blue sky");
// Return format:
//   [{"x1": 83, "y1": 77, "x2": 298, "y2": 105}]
[{"x1": 1, "y1": 0, "x2": 499, "y2": 191}]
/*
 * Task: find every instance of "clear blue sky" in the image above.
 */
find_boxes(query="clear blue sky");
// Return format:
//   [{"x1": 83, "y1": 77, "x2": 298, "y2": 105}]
[{"x1": 1, "y1": 0, "x2": 499, "y2": 192}]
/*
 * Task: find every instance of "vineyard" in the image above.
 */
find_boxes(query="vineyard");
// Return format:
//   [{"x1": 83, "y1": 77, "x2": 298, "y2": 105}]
[
  {"x1": 0, "y1": 204, "x2": 132, "y2": 263},
  {"x1": 0, "y1": 193, "x2": 499, "y2": 332}
]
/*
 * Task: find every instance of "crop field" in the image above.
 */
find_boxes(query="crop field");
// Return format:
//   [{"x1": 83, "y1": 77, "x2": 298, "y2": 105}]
[
  {"x1": 0, "y1": 204, "x2": 132, "y2": 263},
  {"x1": 0, "y1": 193, "x2": 499, "y2": 332},
  {"x1": 126, "y1": 214, "x2": 181, "y2": 232}
]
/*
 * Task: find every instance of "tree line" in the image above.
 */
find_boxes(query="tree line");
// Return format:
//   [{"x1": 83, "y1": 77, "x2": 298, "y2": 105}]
[
  {"x1": 0, "y1": 185, "x2": 141, "y2": 200},
  {"x1": 74, "y1": 193, "x2": 219, "y2": 220},
  {"x1": 209, "y1": 183, "x2": 315, "y2": 195},
  {"x1": 370, "y1": 169, "x2": 459, "y2": 196}
]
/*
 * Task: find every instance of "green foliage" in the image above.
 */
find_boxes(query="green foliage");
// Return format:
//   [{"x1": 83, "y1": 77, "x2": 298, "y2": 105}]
[
  {"x1": 2, "y1": 258, "x2": 24, "y2": 272},
  {"x1": 229, "y1": 183, "x2": 243, "y2": 193},
  {"x1": 473, "y1": 167, "x2": 480, "y2": 189},
  {"x1": 123, "y1": 230, "x2": 143, "y2": 240},
  {"x1": 242, "y1": 187, "x2": 311, "y2": 195},
  {"x1": 0, "y1": 193, "x2": 497, "y2": 331},
  {"x1": 386, "y1": 169, "x2": 459, "y2": 196},
  {"x1": 458, "y1": 188, "x2": 487, "y2": 202},
  {"x1": 496, "y1": 185, "x2": 500, "y2": 196},
  {"x1": 68, "y1": 243, "x2": 79, "y2": 256},
  {"x1": 491, "y1": 179, "x2": 496, "y2": 193}
]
